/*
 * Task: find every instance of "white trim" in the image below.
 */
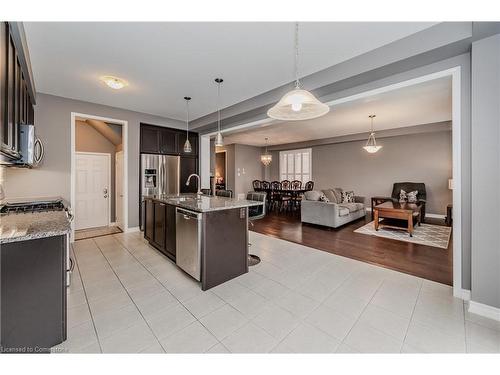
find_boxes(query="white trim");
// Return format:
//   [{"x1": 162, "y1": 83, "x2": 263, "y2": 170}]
[
  {"x1": 125, "y1": 226, "x2": 140, "y2": 233},
  {"x1": 109, "y1": 222, "x2": 117, "y2": 227},
  {"x1": 426, "y1": 213, "x2": 446, "y2": 220},
  {"x1": 459, "y1": 289, "x2": 471, "y2": 301},
  {"x1": 75, "y1": 151, "x2": 111, "y2": 230},
  {"x1": 215, "y1": 150, "x2": 228, "y2": 190},
  {"x1": 469, "y1": 301, "x2": 500, "y2": 322},
  {"x1": 71, "y1": 112, "x2": 129, "y2": 240}
]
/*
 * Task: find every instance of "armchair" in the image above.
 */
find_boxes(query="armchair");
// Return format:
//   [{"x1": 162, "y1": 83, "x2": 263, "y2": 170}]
[{"x1": 391, "y1": 182, "x2": 427, "y2": 221}]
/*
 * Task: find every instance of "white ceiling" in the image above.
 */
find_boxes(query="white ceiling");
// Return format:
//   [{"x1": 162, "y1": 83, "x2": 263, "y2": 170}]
[
  {"x1": 24, "y1": 22, "x2": 437, "y2": 121},
  {"x1": 222, "y1": 76, "x2": 452, "y2": 147}
]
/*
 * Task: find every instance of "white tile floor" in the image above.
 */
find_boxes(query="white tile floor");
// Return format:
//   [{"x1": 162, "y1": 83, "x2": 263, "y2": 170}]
[{"x1": 53, "y1": 231, "x2": 500, "y2": 354}]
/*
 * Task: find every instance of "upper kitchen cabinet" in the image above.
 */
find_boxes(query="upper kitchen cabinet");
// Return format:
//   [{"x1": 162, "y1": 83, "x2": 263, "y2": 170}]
[
  {"x1": 1, "y1": 22, "x2": 36, "y2": 164},
  {"x1": 140, "y1": 123, "x2": 198, "y2": 155}
]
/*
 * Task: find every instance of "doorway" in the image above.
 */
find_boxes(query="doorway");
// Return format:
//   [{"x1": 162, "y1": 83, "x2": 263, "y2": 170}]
[
  {"x1": 215, "y1": 150, "x2": 227, "y2": 190},
  {"x1": 71, "y1": 113, "x2": 128, "y2": 240}
]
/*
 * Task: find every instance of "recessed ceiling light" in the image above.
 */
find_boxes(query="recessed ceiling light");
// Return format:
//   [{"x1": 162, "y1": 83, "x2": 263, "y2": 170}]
[{"x1": 100, "y1": 76, "x2": 128, "y2": 90}]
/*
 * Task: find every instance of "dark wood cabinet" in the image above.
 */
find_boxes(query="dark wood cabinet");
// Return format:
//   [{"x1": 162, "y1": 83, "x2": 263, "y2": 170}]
[
  {"x1": 160, "y1": 128, "x2": 178, "y2": 154},
  {"x1": 144, "y1": 198, "x2": 176, "y2": 261},
  {"x1": 1, "y1": 235, "x2": 67, "y2": 352},
  {"x1": 165, "y1": 204, "x2": 176, "y2": 259},
  {"x1": 180, "y1": 156, "x2": 198, "y2": 193},
  {"x1": 153, "y1": 201, "x2": 166, "y2": 251},
  {"x1": 1, "y1": 22, "x2": 35, "y2": 163},
  {"x1": 144, "y1": 199, "x2": 154, "y2": 242},
  {"x1": 140, "y1": 123, "x2": 198, "y2": 156},
  {"x1": 140, "y1": 126, "x2": 160, "y2": 154}
]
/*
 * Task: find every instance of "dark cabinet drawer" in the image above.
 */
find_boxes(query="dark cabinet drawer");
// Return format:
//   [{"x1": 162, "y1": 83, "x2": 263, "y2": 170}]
[
  {"x1": 144, "y1": 199, "x2": 154, "y2": 242},
  {"x1": 165, "y1": 204, "x2": 176, "y2": 259}
]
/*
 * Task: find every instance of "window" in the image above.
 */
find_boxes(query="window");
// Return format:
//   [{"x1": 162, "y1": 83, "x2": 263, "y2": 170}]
[{"x1": 279, "y1": 148, "x2": 312, "y2": 184}]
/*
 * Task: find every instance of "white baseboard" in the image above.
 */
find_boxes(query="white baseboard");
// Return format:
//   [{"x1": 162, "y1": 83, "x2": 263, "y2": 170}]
[
  {"x1": 109, "y1": 222, "x2": 117, "y2": 227},
  {"x1": 468, "y1": 300, "x2": 500, "y2": 322},
  {"x1": 126, "y1": 226, "x2": 140, "y2": 233},
  {"x1": 454, "y1": 288, "x2": 471, "y2": 301},
  {"x1": 426, "y1": 213, "x2": 446, "y2": 219}
]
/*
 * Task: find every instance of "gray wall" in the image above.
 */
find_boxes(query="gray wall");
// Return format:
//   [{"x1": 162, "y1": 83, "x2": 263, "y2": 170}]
[
  {"x1": 75, "y1": 120, "x2": 119, "y2": 222},
  {"x1": 4, "y1": 93, "x2": 184, "y2": 228},
  {"x1": 471, "y1": 34, "x2": 500, "y2": 309},
  {"x1": 234, "y1": 144, "x2": 263, "y2": 198},
  {"x1": 265, "y1": 130, "x2": 452, "y2": 215}
]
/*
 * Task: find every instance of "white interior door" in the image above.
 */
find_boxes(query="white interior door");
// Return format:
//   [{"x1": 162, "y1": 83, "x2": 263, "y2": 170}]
[
  {"x1": 115, "y1": 151, "x2": 124, "y2": 230},
  {"x1": 75, "y1": 152, "x2": 110, "y2": 230}
]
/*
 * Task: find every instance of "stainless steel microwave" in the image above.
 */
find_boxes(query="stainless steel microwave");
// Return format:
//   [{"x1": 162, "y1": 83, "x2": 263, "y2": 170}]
[{"x1": 17, "y1": 124, "x2": 44, "y2": 167}]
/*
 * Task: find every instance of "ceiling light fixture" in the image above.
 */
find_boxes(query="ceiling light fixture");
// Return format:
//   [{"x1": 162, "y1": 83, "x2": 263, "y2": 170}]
[
  {"x1": 261, "y1": 137, "x2": 272, "y2": 166},
  {"x1": 214, "y1": 78, "x2": 224, "y2": 147},
  {"x1": 267, "y1": 22, "x2": 329, "y2": 121},
  {"x1": 100, "y1": 75, "x2": 128, "y2": 90},
  {"x1": 183, "y1": 96, "x2": 192, "y2": 153},
  {"x1": 363, "y1": 114, "x2": 382, "y2": 153}
]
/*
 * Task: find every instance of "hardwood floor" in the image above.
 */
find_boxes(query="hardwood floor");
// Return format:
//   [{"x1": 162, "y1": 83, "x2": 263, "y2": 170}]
[{"x1": 250, "y1": 211, "x2": 453, "y2": 285}]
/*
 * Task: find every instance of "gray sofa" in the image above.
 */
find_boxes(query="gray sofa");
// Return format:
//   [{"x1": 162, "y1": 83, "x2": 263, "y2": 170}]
[{"x1": 301, "y1": 188, "x2": 366, "y2": 228}]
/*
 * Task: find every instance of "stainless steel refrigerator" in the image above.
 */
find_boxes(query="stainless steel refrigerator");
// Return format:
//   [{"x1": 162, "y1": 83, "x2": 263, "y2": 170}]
[{"x1": 140, "y1": 154, "x2": 180, "y2": 230}]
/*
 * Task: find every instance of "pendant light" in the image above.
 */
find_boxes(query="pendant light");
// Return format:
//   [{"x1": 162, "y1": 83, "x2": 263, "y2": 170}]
[
  {"x1": 183, "y1": 96, "x2": 192, "y2": 153},
  {"x1": 267, "y1": 22, "x2": 329, "y2": 121},
  {"x1": 214, "y1": 78, "x2": 224, "y2": 147},
  {"x1": 260, "y1": 137, "x2": 272, "y2": 166},
  {"x1": 363, "y1": 114, "x2": 382, "y2": 153}
]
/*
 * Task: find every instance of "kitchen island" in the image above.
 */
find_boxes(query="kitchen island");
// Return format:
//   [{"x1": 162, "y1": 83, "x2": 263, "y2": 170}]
[{"x1": 143, "y1": 194, "x2": 263, "y2": 290}]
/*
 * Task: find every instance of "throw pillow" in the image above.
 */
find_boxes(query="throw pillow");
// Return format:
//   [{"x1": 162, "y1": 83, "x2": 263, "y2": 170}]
[
  {"x1": 399, "y1": 189, "x2": 418, "y2": 203},
  {"x1": 341, "y1": 191, "x2": 355, "y2": 203},
  {"x1": 407, "y1": 190, "x2": 418, "y2": 203},
  {"x1": 304, "y1": 190, "x2": 321, "y2": 201},
  {"x1": 332, "y1": 187, "x2": 343, "y2": 203},
  {"x1": 322, "y1": 189, "x2": 337, "y2": 203},
  {"x1": 319, "y1": 193, "x2": 330, "y2": 202}
]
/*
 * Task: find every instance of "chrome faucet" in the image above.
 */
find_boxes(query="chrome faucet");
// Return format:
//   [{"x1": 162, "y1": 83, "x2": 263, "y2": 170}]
[{"x1": 186, "y1": 174, "x2": 202, "y2": 197}]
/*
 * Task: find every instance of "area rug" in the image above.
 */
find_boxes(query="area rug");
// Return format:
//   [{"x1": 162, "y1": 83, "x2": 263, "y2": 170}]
[
  {"x1": 354, "y1": 221, "x2": 451, "y2": 249},
  {"x1": 75, "y1": 226, "x2": 122, "y2": 241}
]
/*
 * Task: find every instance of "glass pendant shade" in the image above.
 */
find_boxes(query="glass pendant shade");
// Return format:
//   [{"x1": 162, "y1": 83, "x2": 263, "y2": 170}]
[
  {"x1": 183, "y1": 138, "x2": 192, "y2": 153},
  {"x1": 267, "y1": 23, "x2": 329, "y2": 121},
  {"x1": 267, "y1": 88, "x2": 329, "y2": 121},
  {"x1": 363, "y1": 114, "x2": 382, "y2": 153},
  {"x1": 363, "y1": 133, "x2": 382, "y2": 153},
  {"x1": 215, "y1": 132, "x2": 224, "y2": 147}
]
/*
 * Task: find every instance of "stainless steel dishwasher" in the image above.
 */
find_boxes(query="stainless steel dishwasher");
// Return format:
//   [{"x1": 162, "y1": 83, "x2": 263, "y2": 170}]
[{"x1": 175, "y1": 207, "x2": 202, "y2": 281}]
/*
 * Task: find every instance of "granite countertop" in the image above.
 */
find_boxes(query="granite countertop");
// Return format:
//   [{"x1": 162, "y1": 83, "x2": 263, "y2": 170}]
[
  {"x1": 145, "y1": 194, "x2": 263, "y2": 213},
  {"x1": 0, "y1": 211, "x2": 71, "y2": 244}
]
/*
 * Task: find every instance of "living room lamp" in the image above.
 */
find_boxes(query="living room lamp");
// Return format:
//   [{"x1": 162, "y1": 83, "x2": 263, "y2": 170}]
[
  {"x1": 363, "y1": 114, "x2": 382, "y2": 153},
  {"x1": 267, "y1": 22, "x2": 329, "y2": 121},
  {"x1": 260, "y1": 137, "x2": 272, "y2": 166}
]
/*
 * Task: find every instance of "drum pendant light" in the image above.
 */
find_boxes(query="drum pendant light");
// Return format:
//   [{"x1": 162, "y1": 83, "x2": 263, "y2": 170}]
[
  {"x1": 267, "y1": 22, "x2": 329, "y2": 121},
  {"x1": 363, "y1": 114, "x2": 382, "y2": 153},
  {"x1": 214, "y1": 78, "x2": 224, "y2": 147},
  {"x1": 183, "y1": 97, "x2": 192, "y2": 153}
]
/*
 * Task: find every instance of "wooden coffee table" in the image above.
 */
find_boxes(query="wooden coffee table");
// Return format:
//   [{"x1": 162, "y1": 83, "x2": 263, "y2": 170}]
[{"x1": 373, "y1": 201, "x2": 422, "y2": 237}]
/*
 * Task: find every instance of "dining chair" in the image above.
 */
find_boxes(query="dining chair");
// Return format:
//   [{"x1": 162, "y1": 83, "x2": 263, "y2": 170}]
[
  {"x1": 291, "y1": 180, "x2": 302, "y2": 189},
  {"x1": 246, "y1": 191, "x2": 267, "y2": 266},
  {"x1": 305, "y1": 181, "x2": 314, "y2": 191},
  {"x1": 291, "y1": 180, "x2": 303, "y2": 210},
  {"x1": 281, "y1": 180, "x2": 291, "y2": 190},
  {"x1": 252, "y1": 180, "x2": 262, "y2": 191},
  {"x1": 215, "y1": 189, "x2": 233, "y2": 198}
]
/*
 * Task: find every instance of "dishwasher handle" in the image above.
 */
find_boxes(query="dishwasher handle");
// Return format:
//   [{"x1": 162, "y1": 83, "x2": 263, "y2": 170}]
[{"x1": 176, "y1": 207, "x2": 201, "y2": 220}]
